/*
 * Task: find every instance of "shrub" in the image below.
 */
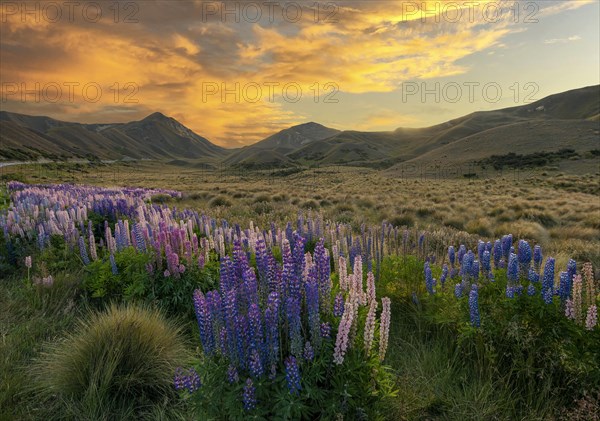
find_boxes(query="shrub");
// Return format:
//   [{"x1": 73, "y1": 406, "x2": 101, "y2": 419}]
[
  {"x1": 209, "y1": 196, "x2": 232, "y2": 207},
  {"x1": 32, "y1": 304, "x2": 190, "y2": 419}
]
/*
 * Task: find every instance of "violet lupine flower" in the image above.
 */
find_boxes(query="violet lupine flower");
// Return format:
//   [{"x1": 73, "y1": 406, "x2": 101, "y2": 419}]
[
  {"x1": 566, "y1": 259, "x2": 577, "y2": 291},
  {"x1": 461, "y1": 251, "x2": 474, "y2": 281},
  {"x1": 469, "y1": 284, "x2": 481, "y2": 328},
  {"x1": 223, "y1": 288, "x2": 240, "y2": 364},
  {"x1": 286, "y1": 296, "x2": 302, "y2": 357},
  {"x1": 565, "y1": 299, "x2": 575, "y2": 320},
  {"x1": 333, "y1": 293, "x2": 345, "y2": 318},
  {"x1": 528, "y1": 268, "x2": 540, "y2": 283},
  {"x1": 184, "y1": 368, "x2": 201, "y2": 393},
  {"x1": 264, "y1": 292, "x2": 280, "y2": 367},
  {"x1": 477, "y1": 241, "x2": 485, "y2": 264},
  {"x1": 507, "y1": 253, "x2": 519, "y2": 285},
  {"x1": 440, "y1": 264, "x2": 449, "y2": 288},
  {"x1": 303, "y1": 341, "x2": 314, "y2": 361},
  {"x1": 248, "y1": 348, "x2": 264, "y2": 378},
  {"x1": 364, "y1": 300, "x2": 378, "y2": 352},
  {"x1": 193, "y1": 290, "x2": 215, "y2": 356},
  {"x1": 541, "y1": 258, "x2": 555, "y2": 304},
  {"x1": 533, "y1": 245, "x2": 543, "y2": 272},
  {"x1": 482, "y1": 251, "x2": 491, "y2": 275},
  {"x1": 454, "y1": 283, "x2": 463, "y2": 298},
  {"x1": 227, "y1": 364, "x2": 239, "y2": 384},
  {"x1": 305, "y1": 272, "x2": 321, "y2": 350},
  {"x1": 247, "y1": 303, "x2": 264, "y2": 355},
  {"x1": 320, "y1": 322, "x2": 331, "y2": 339},
  {"x1": 78, "y1": 236, "x2": 90, "y2": 265},
  {"x1": 527, "y1": 284, "x2": 536, "y2": 296},
  {"x1": 174, "y1": 367, "x2": 186, "y2": 391},
  {"x1": 558, "y1": 272, "x2": 570, "y2": 302},
  {"x1": 517, "y1": 240, "x2": 532, "y2": 277},
  {"x1": 284, "y1": 356, "x2": 302, "y2": 395},
  {"x1": 471, "y1": 260, "x2": 480, "y2": 280},
  {"x1": 585, "y1": 305, "x2": 598, "y2": 330},
  {"x1": 424, "y1": 262, "x2": 436, "y2": 295},
  {"x1": 457, "y1": 245, "x2": 466, "y2": 268},
  {"x1": 448, "y1": 246, "x2": 456, "y2": 267},
  {"x1": 379, "y1": 297, "x2": 391, "y2": 361},
  {"x1": 493, "y1": 240, "x2": 502, "y2": 269},
  {"x1": 110, "y1": 254, "x2": 118, "y2": 275},
  {"x1": 242, "y1": 378, "x2": 257, "y2": 411},
  {"x1": 505, "y1": 285, "x2": 515, "y2": 299}
]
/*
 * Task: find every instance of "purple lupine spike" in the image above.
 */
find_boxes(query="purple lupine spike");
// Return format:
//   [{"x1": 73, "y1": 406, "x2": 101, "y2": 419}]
[
  {"x1": 78, "y1": 235, "x2": 90, "y2": 265},
  {"x1": 471, "y1": 260, "x2": 479, "y2": 280},
  {"x1": 469, "y1": 284, "x2": 480, "y2": 328},
  {"x1": 501, "y1": 234, "x2": 513, "y2": 262},
  {"x1": 227, "y1": 364, "x2": 239, "y2": 384},
  {"x1": 448, "y1": 246, "x2": 456, "y2": 267},
  {"x1": 242, "y1": 378, "x2": 257, "y2": 411},
  {"x1": 333, "y1": 292, "x2": 345, "y2": 317},
  {"x1": 303, "y1": 341, "x2": 314, "y2": 361},
  {"x1": 507, "y1": 252, "x2": 519, "y2": 285},
  {"x1": 542, "y1": 258, "x2": 555, "y2": 304},
  {"x1": 264, "y1": 292, "x2": 280, "y2": 367},
  {"x1": 223, "y1": 288, "x2": 239, "y2": 364},
  {"x1": 566, "y1": 259, "x2": 577, "y2": 298},
  {"x1": 517, "y1": 240, "x2": 532, "y2": 278},
  {"x1": 320, "y1": 322, "x2": 331, "y2": 338},
  {"x1": 247, "y1": 303, "x2": 264, "y2": 356},
  {"x1": 493, "y1": 240, "x2": 502, "y2": 269},
  {"x1": 558, "y1": 271, "x2": 570, "y2": 302},
  {"x1": 286, "y1": 296, "x2": 302, "y2": 357},
  {"x1": 284, "y1": 356, "x2": 302, "y2": 395},
  {"x1": 454, "y1": 283, "x2": 463, "y2": 298},
  {"x1": 528, "y1": 268, "x2": 540, "y2": 283},
  {"x1": 457, "y1": 245, "x2": 466, "y2": 268},
  {"x1": 110, "y1": 253, "x2": 118, "y2": 275},
  {"x1": 477, "y1": 241, "x2": 485, "y2": 263},
  {"x1": 440, "y1": 264, "x2": 449, "y2": 288},
  {"x1": 424, "y1": 261, "x2": 436, "y2": 295},
  {"x1": 482, "y1": 251, "x2": 491, "y2": 274},
  {"x1": 305, "y1": 269, "x2": 321, "y2": 350},
  {"x1": 248, "y1": 348, "x2": 264, "y2": 378},
  {"x1": 193, "y1": 290, "x2": 215, "y2": 355}
]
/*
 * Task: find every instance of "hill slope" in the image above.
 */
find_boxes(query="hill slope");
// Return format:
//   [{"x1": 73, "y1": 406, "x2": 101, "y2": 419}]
[{"x1": 0, "y1": 111, "x2": 225, "y2": 161}]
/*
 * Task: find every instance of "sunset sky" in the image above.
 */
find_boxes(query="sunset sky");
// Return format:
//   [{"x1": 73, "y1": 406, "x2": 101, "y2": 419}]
[{"x1": 1, "y1": 0, "x2": 599, "y2": 147}]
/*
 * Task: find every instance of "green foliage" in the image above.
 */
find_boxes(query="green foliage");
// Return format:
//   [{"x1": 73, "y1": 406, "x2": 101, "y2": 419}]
[
  {"x1": 83, "y1": 247, "x2": 220, "y2": 316},
  {"x1": 32, "y1": 304, "x2": 191, "y2": 420},
  {"x1": 190, "y1": 325, "x2": 397, "y2": 420},
  {"x1": 479, "y1": 148, "x2": 579, "y2": 170}
]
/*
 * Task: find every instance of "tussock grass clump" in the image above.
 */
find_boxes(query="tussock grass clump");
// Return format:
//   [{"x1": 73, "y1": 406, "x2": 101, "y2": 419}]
[
  {"x1": 33, "y1": 304, "x2": 190, "y2": 419},
  {"x1": 209, "y1": 195, "x2": 232, "y2": 207}
]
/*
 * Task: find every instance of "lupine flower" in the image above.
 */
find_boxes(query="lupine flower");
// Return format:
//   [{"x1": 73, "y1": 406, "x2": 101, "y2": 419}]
[
  {"x1": 565, "y1": 299, "x2": 575, "y2": 320},
  {"x1": 184, "y1": 368, "x2": 201, "y2": 393},
  {"x1": 501, "y1": 234, "x2": 512, "y2": 262},
  {"x1": 412, "y1": 291, "x2": 420, "y2": 306},
  {"x1": 471, "y1": 260, "x2": 480, "y2": 280},
  {"x1": 364, "y1": 299, "x2": 377, "y2": 352},
  {"x1": 541, "y1": 258, "x2": 555, "y2": 304},
  {"x1": 481, "y1": 251, "x2": 491, "y2": 275},
  {"x1": 333, "y1": 293, "x2": 345, "y2": 317},
  {"x1": 286, "y1": 296, "x2": 302, "y2": 357},
  {"x1": 566, "y1": 259, "x2": 577, "y2": 294},
  {"x1": 334, "y1": 300, "x2": 355, "y2": 364},
  {"x1": 505, "y1": 285, "x2": 515, "y2": 299},
  {"x1": 320, "y1": 322, "x2": 331, "y2": 338},
  {"x1": 248, "y1": 348, "x2": 264, "y2": 378},
  {"x1": 440, "y1": 264, "x2": 448, "y2": 288},
  {"x1": 507, "y1": 253, "x2": 519, "y2": 284},
  {"x1": 174, "y1": 367, "x2": 186, "y2": 391},
  {"x1": 379, "y1": 297, "x2": 391, "y2": 361},
  {"x1": 517, "y1": 240, "x2": 532, "y2": 277},
  {"x1": 477, "y1": 241, "x2": 485, "y2": 264},
  {"x1": 528, "y1": 268, "x2": 540, "y2": 283},
  {"x1": 366, "y1": 271, "x2": 376, "y2": 305},
  {"x1": 469, "y1": 284, "x2": 481, "y2": 328},
  {"x1": 454, "y1": 283, "x2": 463, "y2": 298},
  {"x1": 558, "y1": 272, "x2": 570, "y2": 302},
  {"x1": 493, "y1": 240, "x2": 502, "y2": 269},
  {"x1": 585, "y1": 305, "x2": 597, "y2": 330},
  {"x1": 457, "y1": 245, "x2": 466, "y2": 268},
  {"x1": 227, "y1": 365, "x2": 239, "y2": 384},
  {"x1": 110, "y1": 253, "x2": 118, "y2": 275},
  {"x1": 448, "y1": 246, "x2": 456, "y2": 267},
  {"x1": 527, "y1": 284, "x2": 536, "y2": 296},
  {"x1": 284, "y1": 356, "x2": 302, "y2": 395},
  {"x1": 242, "y1": 378, "x2": 257, "y2": 411},
  {"x1": 25, "y1": 256, "x2": 32, "y2": 269},
  {"x1": 424, "y1": 262, "x2": 436, "y2": 295},
  {"x1": 78, "y1": 236, "x2": 90, "y2": 265},
  {"x1": 303, "y1": 341, "x2": 314, "y2": 361}
]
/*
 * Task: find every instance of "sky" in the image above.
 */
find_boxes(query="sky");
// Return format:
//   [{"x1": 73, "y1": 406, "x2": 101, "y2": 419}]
[{"x1": 1, "y1": 0, "x2": 599, "y2": 148}]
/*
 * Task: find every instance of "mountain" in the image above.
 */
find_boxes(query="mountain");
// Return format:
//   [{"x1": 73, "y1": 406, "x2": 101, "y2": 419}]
[
  {"x1": 0, "y1": 111, "x2": 225, "y2": 161},
  {"x1": 224, "y1": 122, "x2": 340, "y2": 167}
]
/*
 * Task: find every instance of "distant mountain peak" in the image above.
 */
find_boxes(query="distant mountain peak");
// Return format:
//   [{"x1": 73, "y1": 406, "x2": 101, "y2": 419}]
[{"x1": 143, "y1": 111, "x2": 170, "y2": 121}]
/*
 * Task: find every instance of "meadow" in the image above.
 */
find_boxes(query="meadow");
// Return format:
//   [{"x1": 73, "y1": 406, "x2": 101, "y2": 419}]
[{"x1": 0, "y1": 162, "x2": 599, "y2": 420}]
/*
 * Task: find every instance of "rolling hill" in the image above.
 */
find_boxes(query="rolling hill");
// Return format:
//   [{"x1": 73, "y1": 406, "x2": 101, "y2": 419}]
[
  {"x1": 1, "y1": 85, "x2": 598, "y2": 171},
  {"x1": 0, "y1": 111, "x2": 225, "y2": 161}
]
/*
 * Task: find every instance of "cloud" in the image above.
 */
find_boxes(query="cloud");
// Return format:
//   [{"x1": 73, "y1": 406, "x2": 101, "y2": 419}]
[
  {"x1": 544, "y1": 35, "x2": 582, "y2": 44},
  {"x1": 0, "y1": 0, "x2": 594, "y2": 146}
]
